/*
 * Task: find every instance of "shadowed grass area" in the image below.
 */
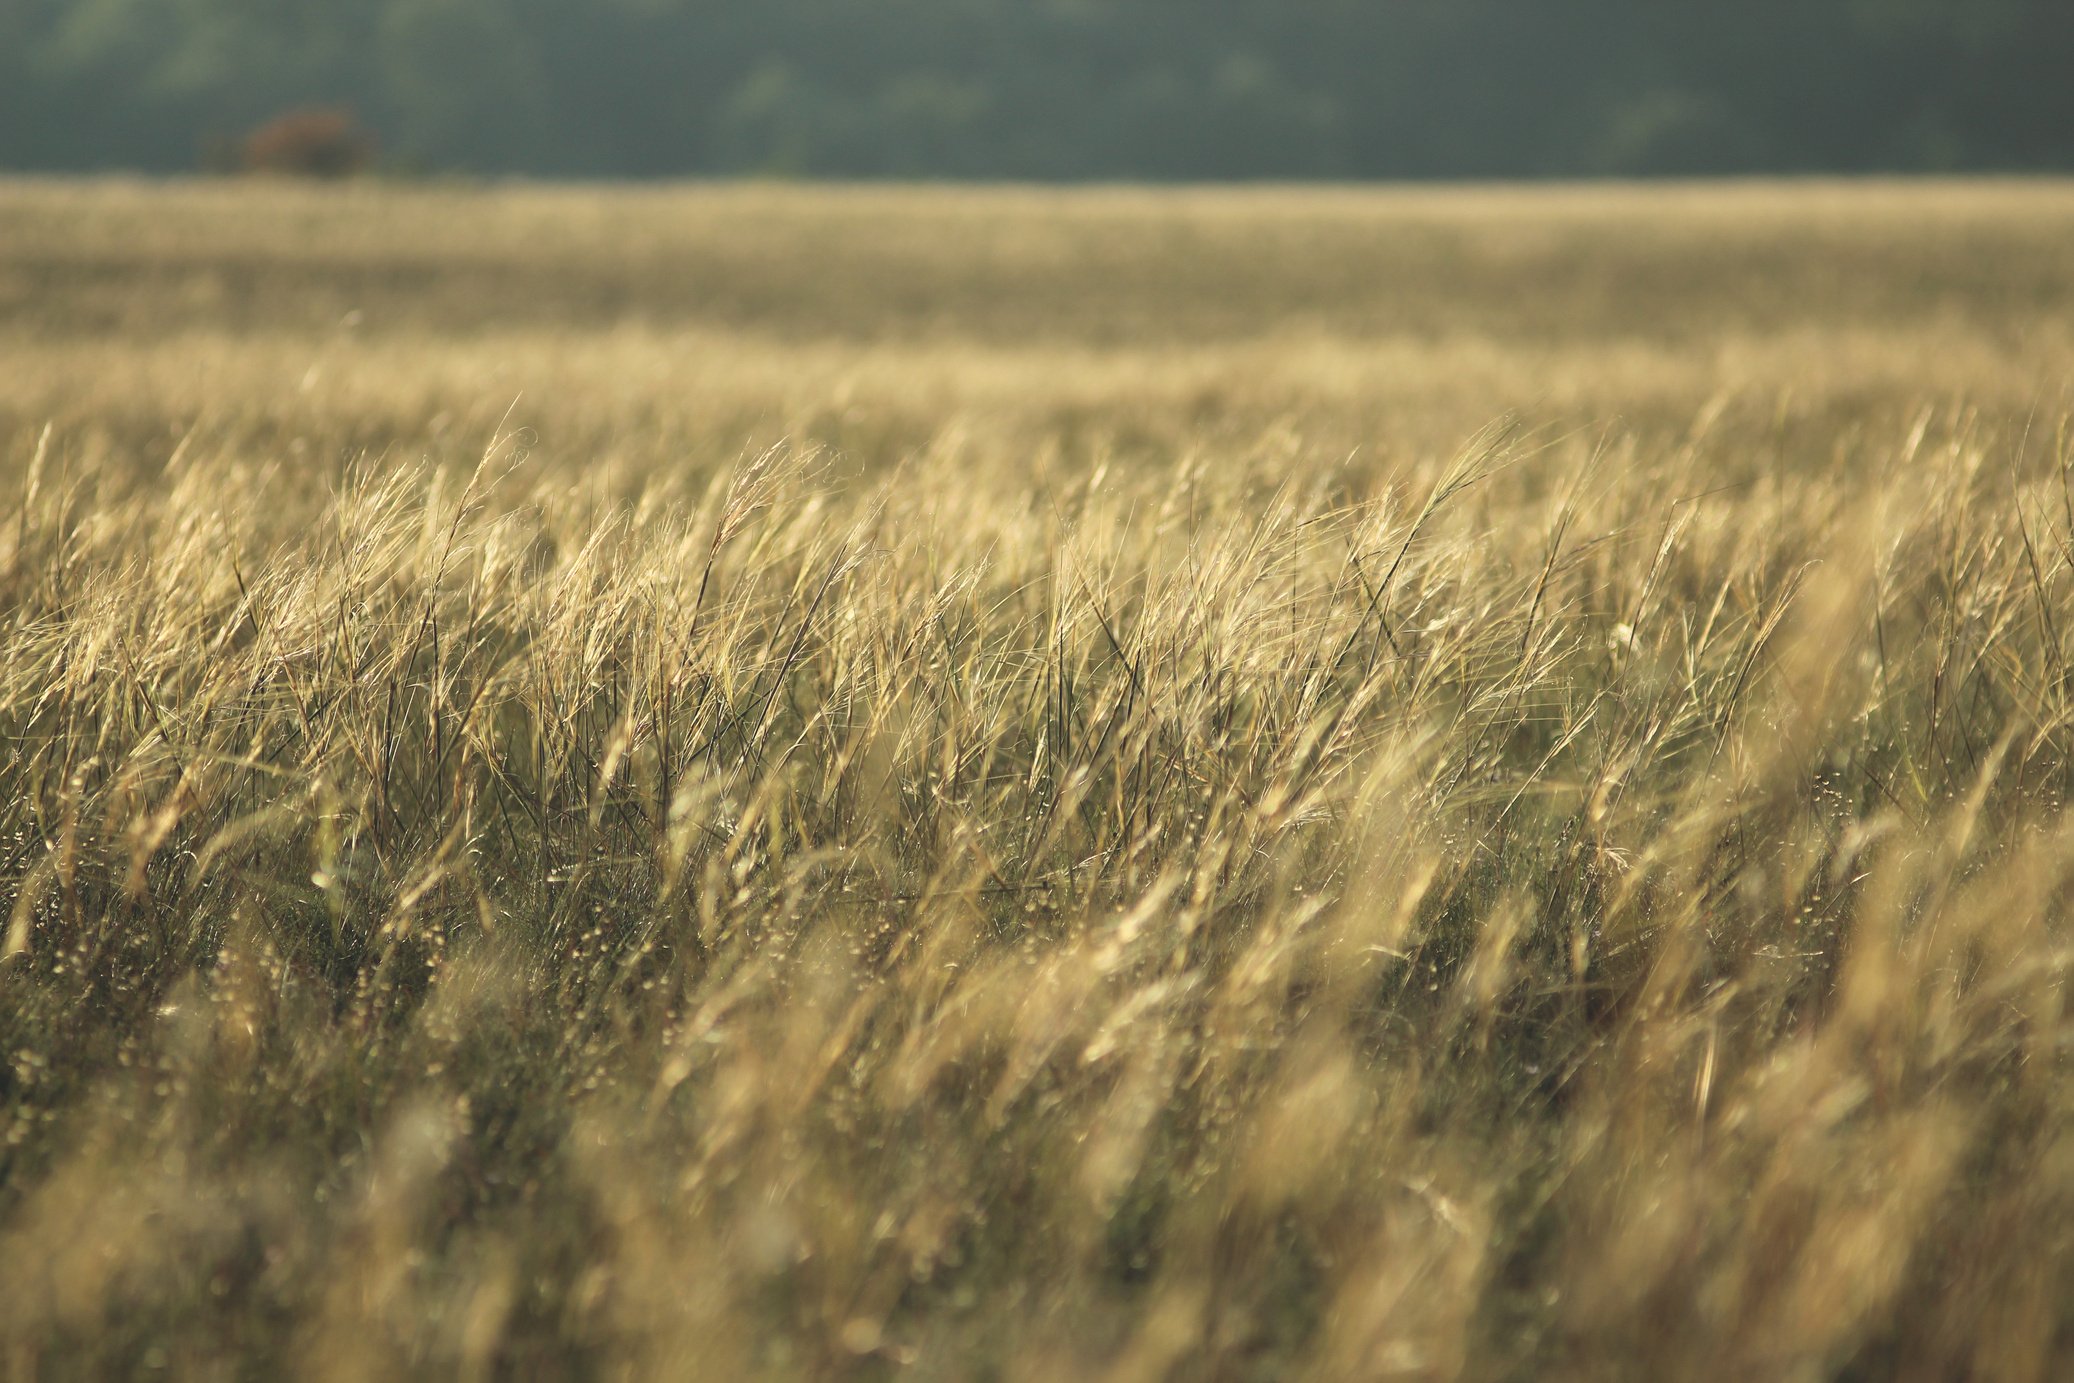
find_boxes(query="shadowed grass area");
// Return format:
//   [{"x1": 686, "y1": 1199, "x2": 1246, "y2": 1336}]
[{"x1": 1, "y1": 180, "x2": 2072, "y2": 1380}]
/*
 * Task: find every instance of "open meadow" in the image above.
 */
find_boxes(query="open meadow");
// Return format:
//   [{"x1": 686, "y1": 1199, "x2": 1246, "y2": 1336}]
[{"x1": 4, "y1": 179, "x2": 2074, "y2": 1379}]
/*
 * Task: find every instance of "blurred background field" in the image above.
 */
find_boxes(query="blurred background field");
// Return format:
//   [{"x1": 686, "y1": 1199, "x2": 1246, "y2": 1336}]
[
  {"x1": 8, "y1": 178, "x2": 2074, "y2": 468},
  {"x1": 3, "y1": 180, "x2": 2074, "y2": 1379}
]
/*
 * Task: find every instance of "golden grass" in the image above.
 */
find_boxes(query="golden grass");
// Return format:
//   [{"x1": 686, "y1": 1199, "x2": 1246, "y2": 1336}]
[{"x1": 2, "y1": 178, "x2": 2073, "y2": 1380}]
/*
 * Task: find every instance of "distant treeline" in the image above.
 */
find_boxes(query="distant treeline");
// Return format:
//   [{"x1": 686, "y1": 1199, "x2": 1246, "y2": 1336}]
[{"x1": 5, "y1": 1, "x2": 2072, "y2": 179}]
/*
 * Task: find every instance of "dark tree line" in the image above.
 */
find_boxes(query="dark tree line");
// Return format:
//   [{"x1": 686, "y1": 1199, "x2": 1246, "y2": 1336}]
[{"x1": 4, "y1": 1, "x2": 2071, "y2": 179}]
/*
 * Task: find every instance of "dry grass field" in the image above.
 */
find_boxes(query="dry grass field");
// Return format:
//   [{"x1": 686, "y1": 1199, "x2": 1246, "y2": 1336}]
[{"x1": 4, "y1": 178, "x2": 2074, "y2": 1380}]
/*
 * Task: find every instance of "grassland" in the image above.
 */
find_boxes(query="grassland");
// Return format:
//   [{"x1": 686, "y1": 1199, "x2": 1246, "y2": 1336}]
[{"x1": 3, "y1": 178, "x2": 2074, "y2": 1380}]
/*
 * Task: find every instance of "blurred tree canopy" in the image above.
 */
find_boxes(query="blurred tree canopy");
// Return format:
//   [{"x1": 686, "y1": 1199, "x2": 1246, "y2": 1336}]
[{"x1": 3, "y1": 0, "x2": 2070, "y2": 178}]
